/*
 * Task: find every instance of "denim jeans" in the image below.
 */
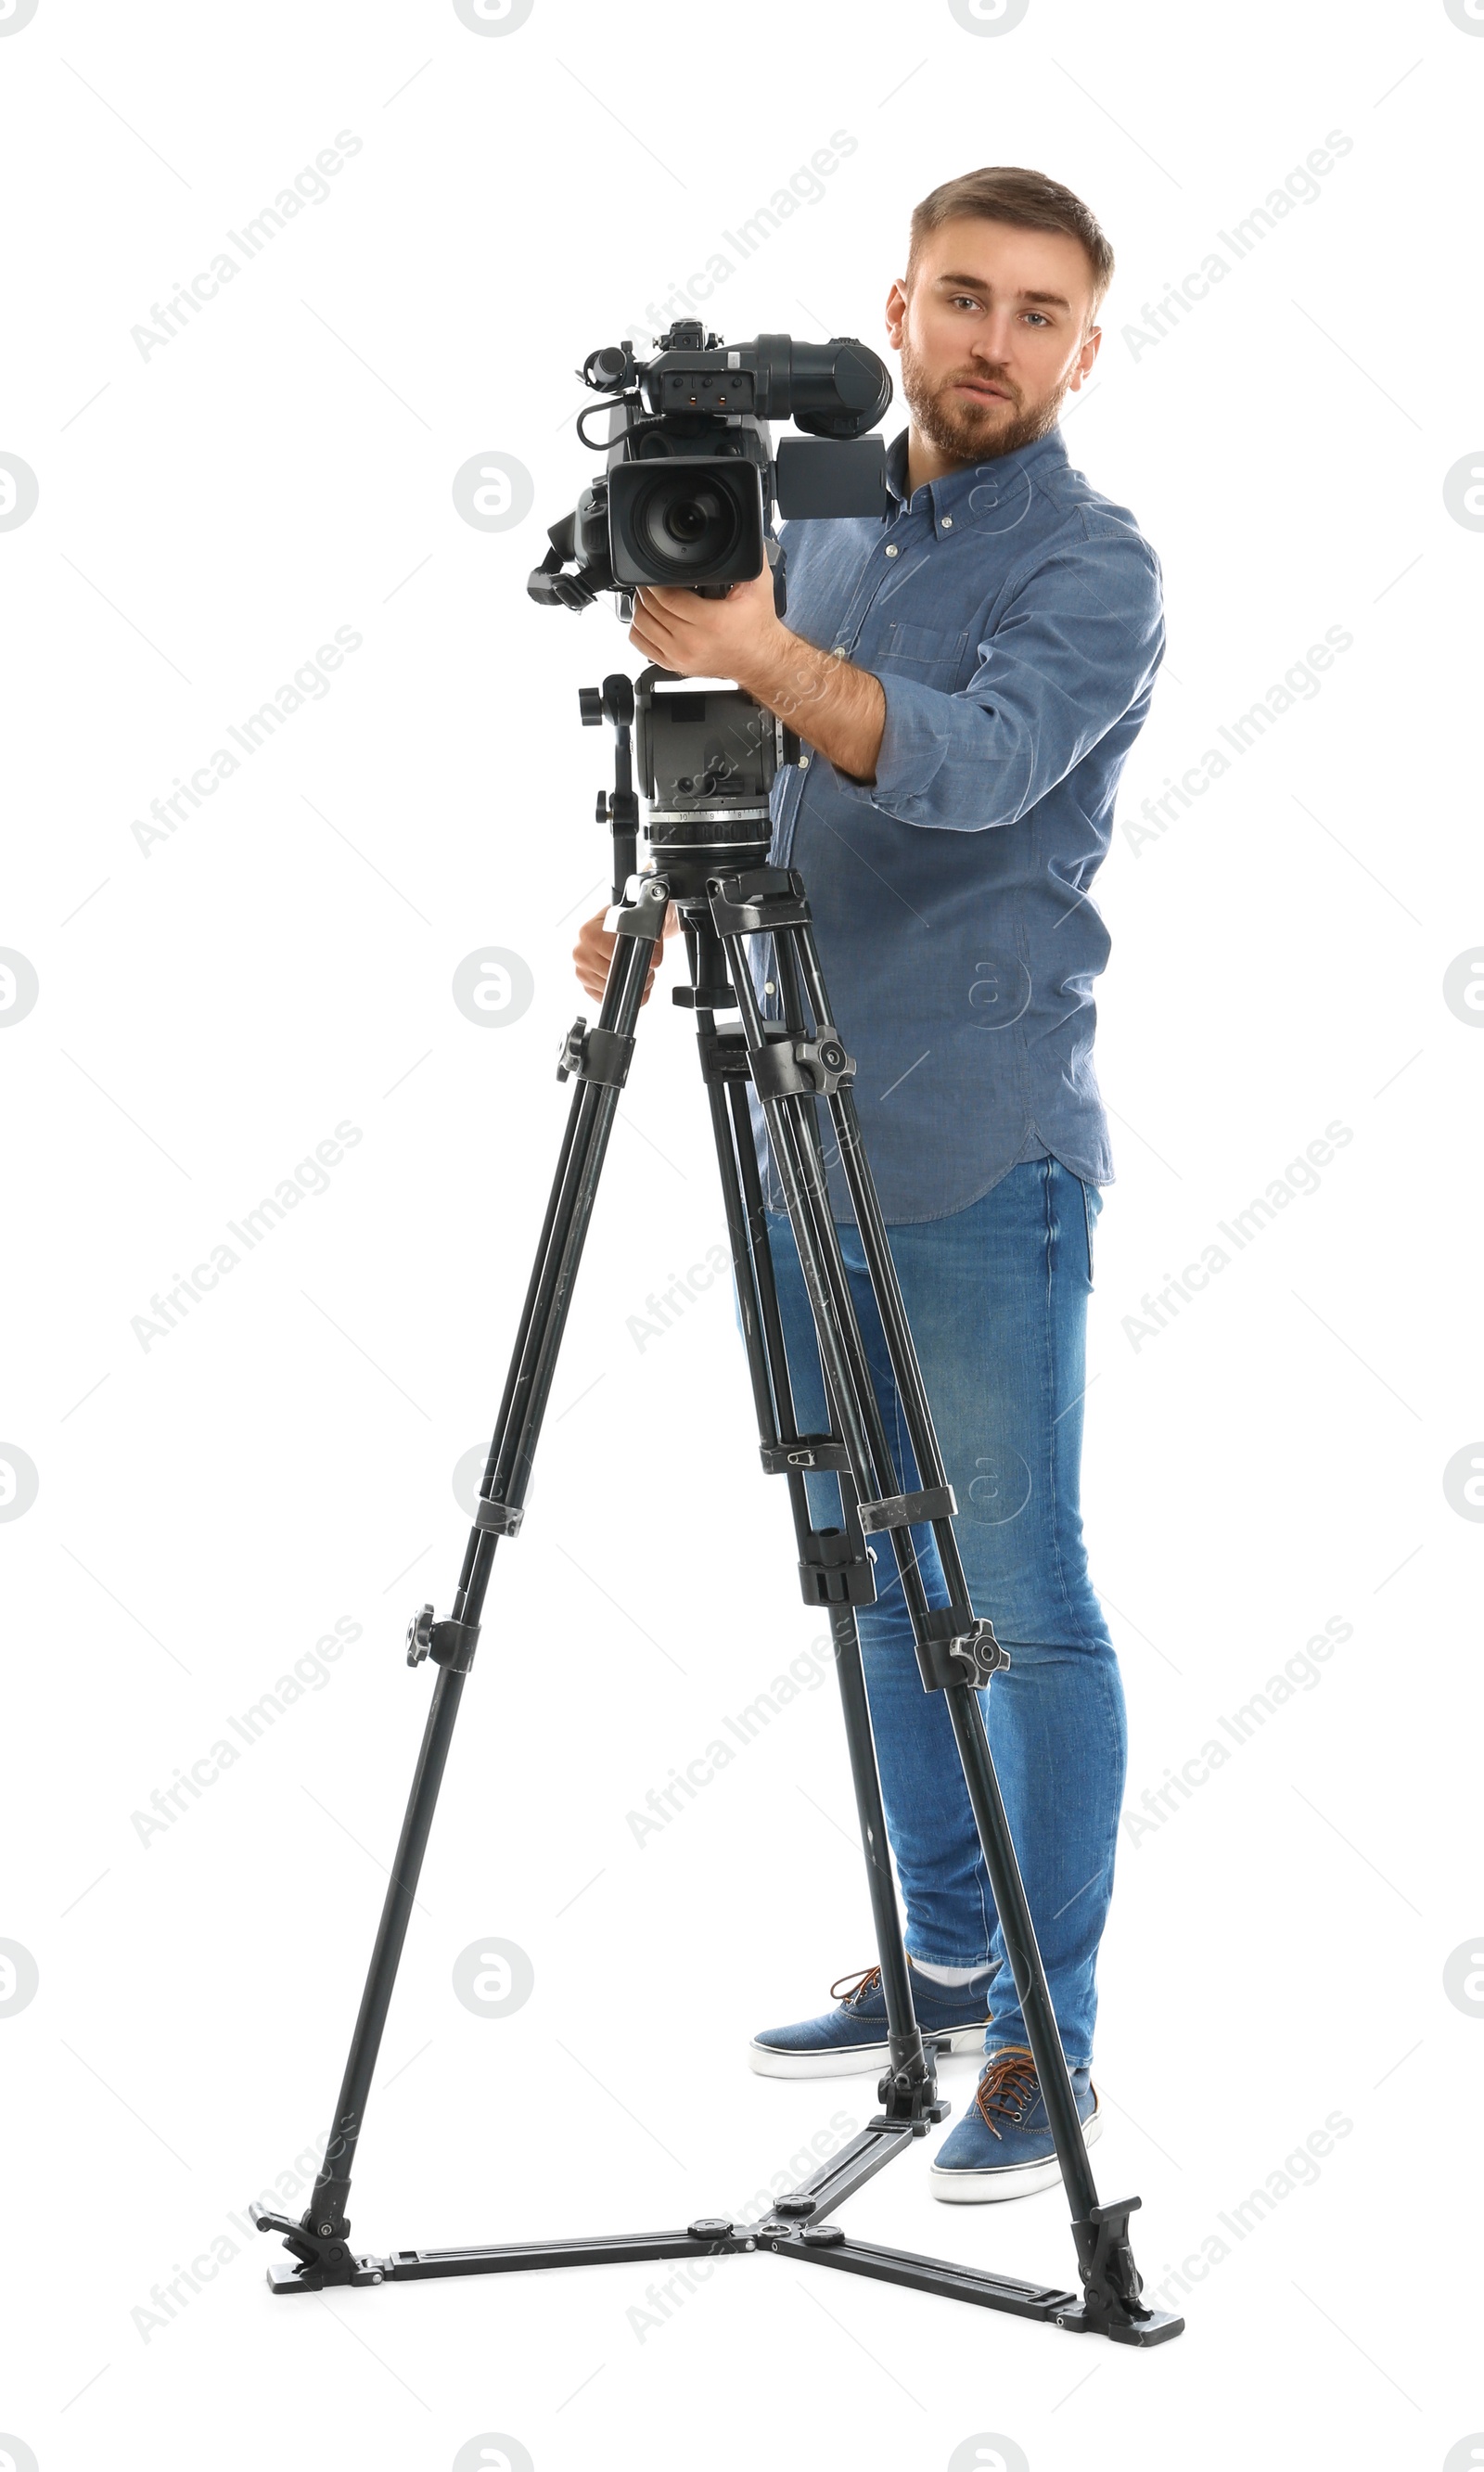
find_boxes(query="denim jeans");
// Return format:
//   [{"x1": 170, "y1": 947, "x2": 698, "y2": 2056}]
[{"x1": 756, "y1": 1156, "x2": 1125, "y2": 2069}]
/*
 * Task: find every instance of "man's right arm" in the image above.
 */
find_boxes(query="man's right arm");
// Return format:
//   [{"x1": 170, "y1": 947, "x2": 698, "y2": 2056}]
[{"x1": 821, "y1": 521, "x2": 1165, "y2": 835}]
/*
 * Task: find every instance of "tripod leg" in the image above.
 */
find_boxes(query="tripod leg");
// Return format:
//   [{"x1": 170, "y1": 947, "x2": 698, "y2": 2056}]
[
  {"x1": 707, "y1": 874, "x2": 1167, "y2": 2339},
  {"x1": 735, "y1": 1075, "x2": 941, "y2": 2078},
  {"x1": 807, "y1": 923, "x2": 1163, "y2": 2333},
  {"x1": 685, "y1": 912, "x2": 940, "y2": 2117},
  {"x1": 274, "y1": 893, "x2": 668, "y2": 2287},
  {"x1": 717, "y1": 927, "x2": 928, "y2": 1619},
  {"x1": 826, "y1": 1603, "x2": 948, "y2": 2108},
  {"x1": 758, "y1": 1087, "x2": 943, "y2": 2098},
  {"x1": 785, "y1": 930, "x2": 1104, "y2": 2189},
  {"x1": 301, "y1": 1669, "x2": 467, "y2": 2260}
]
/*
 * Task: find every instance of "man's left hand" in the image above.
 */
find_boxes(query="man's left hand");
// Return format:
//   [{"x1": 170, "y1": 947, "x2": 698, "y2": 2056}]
[{"x1": 626, "y1": 567, "x2": 786, "y2": 692}]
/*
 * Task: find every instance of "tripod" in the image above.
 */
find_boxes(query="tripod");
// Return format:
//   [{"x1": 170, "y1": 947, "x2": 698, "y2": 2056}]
[{"x1": 253, "y1": 665, "x2": 1183, "y2": 2348}]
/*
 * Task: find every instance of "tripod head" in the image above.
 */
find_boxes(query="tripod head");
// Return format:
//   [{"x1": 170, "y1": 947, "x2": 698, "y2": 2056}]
[{"x1": 581, "y1": 662, "x2": 796, "y2": 917}]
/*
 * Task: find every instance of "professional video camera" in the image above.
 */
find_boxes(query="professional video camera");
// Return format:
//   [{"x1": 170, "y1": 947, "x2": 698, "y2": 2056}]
[{"x1": 527, "y1": 320, "x2": 893, "y2": 614}]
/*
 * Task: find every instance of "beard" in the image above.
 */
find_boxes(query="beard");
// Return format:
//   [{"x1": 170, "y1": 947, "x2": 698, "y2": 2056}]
[{"x1": 898, "y1": 330, "x2": 1074, "y2": 467}]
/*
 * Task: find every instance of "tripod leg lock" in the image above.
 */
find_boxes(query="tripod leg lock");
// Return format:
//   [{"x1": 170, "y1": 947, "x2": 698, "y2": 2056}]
[
  {"x1": 915, "y1": 1610, "x2": 1010, "y2": 1692},
  {"x1": 858, "y1": 1482, "x2": 955, "y2": 1533},
  {"x1": 759, "y1": 1434, "x2": 852, "y2": 1475},
  {"x1": 798, "y1": 1525, "x2": 876, "y2": 1607},
  {"x1": 748, "y1": 1027, "x2": 855, "y2": 1099},
  {"x1": 556, "y1": 1018, "x2": 635, "y2": 1089},
  {"x1": 473, "y1": 1495, "x2": 524, "y2": 1538},
  {"x1": 405, "y1": 1604, "x2": 481, "y2": 1673}
]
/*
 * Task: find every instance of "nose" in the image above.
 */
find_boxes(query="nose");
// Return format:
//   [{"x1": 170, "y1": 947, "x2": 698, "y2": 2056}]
[{"x1": 969, "y1": 307, "x2": 1018, "y2": 365}]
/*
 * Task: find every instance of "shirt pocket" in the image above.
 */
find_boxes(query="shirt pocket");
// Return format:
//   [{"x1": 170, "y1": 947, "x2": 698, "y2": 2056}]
[{"x1": 878, "y1": 618, "x2": 972, "y2": 673}]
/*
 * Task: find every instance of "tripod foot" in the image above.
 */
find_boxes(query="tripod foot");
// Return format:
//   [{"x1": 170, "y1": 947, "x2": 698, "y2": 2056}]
[
  {"x1": 874, "y1": 2053, "x2": 951, "y2": 2133},
  {"x1": 250, "y1": 2204, "x2": 390, "y2": 2294},
  {"x1": 1051, "y1": 2296, "x2": 1184, "y2": 2347},
  {"x1": 1051, "y1": 2197, "x2": 1184, "y2": 2345}
]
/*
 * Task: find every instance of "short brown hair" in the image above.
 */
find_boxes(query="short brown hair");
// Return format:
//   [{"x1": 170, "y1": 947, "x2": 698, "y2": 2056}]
[{"x1": 906, "y1": 166, "x2": 1114, "y2": 325}]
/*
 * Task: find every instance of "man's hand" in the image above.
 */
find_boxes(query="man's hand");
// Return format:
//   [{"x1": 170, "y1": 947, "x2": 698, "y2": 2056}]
[
  {"x1": 572, "y1": 903, "x2": 682, "y2": 1007},
  {"x1": 627, "y1": 568, "x2": 787, "y2": 686},
  {"x1": 627, "y1": 567, "x2": 888, "y2": 787}
]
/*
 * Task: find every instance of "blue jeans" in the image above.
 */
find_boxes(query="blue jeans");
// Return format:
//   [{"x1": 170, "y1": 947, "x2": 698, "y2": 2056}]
[{"x1": 757, "y1": 1156, "x2": 1125, "y2": 2069}]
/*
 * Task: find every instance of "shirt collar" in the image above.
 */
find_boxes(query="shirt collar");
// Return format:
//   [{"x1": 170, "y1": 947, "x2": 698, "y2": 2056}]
[{"x1": 882, "y1": 419, "x2": 1068, "y2": 536}]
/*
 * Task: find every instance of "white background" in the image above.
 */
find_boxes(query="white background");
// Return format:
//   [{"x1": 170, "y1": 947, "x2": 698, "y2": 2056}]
[{"x1": 3, "y1": 2, "x2": 1480, "y2": 2466}]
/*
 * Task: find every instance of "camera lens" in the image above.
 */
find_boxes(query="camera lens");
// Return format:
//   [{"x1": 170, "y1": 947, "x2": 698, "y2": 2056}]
[
  {"x1": 634, "y1": 474, "x2": 742, "y2": 575},
  {"x1": 665, "y1": 498, "x2": 710, "y2": 543}
]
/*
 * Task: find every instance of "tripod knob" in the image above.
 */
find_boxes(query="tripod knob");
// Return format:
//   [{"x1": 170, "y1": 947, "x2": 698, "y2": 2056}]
[{"x1": 405, "y1": 1603, "x2": 434, "y2": 1667}]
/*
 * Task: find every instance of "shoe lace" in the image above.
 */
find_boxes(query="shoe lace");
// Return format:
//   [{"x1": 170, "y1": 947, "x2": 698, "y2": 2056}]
[
  {"x1": 974, "y1": 2045, "x2": 1040, "y2": 2139},
  {"x1": 828, "y1": 1965, "x2": 881, "y2": 2009}
]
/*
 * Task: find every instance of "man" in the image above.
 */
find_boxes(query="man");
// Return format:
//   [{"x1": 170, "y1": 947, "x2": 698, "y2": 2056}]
[{"x1": 574, "y1": 167, "x2": 1164, "y2": 2202}]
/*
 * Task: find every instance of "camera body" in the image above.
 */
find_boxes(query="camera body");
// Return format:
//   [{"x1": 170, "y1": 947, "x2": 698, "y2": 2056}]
[{"x1": 529, "y1": 323, "x2": 892, "y2": 613}]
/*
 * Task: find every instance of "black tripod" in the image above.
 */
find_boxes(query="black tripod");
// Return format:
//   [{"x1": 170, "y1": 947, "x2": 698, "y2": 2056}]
[{"x1": 253, "y1": 666, "x2": 1183, "y2": 2348}]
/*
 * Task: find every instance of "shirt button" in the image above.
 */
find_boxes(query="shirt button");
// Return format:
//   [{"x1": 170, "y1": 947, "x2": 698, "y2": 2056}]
[
  {"x1": 799, "y1": 754, "x2": 810, "y2": 768},
  {"x1": 941, "y1": 516, "x2": 953, "y2": 530},
  {"x1": 832, "y1": 646, "x2": 848, "y2": 658},
  {"x1": 884, "y1": 543, "x2": 899, "y2": 557}
]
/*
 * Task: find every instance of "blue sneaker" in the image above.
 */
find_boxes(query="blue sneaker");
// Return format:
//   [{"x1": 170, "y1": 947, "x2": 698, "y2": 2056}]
[
  {"x1": 929, "y1": 2043, "x2": 1102, "y2": 2201},
  {"x1": 748, "y1": 1959, "x2": 994, "y2": 2079}
]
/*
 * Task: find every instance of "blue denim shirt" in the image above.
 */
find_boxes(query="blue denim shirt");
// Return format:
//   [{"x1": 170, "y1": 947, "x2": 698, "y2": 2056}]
[{"x1": 747, "y1": 420, "x2": 1164, "y2": 1224}]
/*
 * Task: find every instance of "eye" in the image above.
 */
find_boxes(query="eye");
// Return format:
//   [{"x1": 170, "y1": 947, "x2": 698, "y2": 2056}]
[{"x1": 1023, "y1": 311, "x2": 1050, "y2": 327}]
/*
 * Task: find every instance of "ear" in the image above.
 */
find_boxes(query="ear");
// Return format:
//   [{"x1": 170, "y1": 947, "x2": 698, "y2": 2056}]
[
  {"x1": 1068, "y1": 326, "x2": 1102, "y2": 391},
  {"x1": 884, "y1": 277, "x2": 909, "y2": 349}
]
